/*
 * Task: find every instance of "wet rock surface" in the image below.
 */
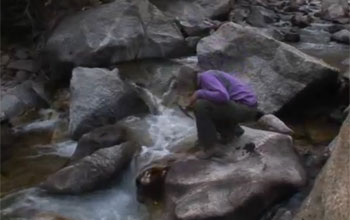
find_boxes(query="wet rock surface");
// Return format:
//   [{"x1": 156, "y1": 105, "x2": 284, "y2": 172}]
[
  {"x1": 41, "y1": 141, "x2": 139, "y2": 194},
  {"x1": 331, "y1": 29, "x2": 350, "y2": 44},
  {"x1": 162, "y1": 127, "x2": 306, "y2": 220},
  {"x1": 70, "y1": 124, "x2": 127, "y2": 163},
  {"x1": 1, "y1": 81, "x2": 49, "y2": 120},
  {"x1": 69, "y1": 67, "x2": 149, "y2": 140}
]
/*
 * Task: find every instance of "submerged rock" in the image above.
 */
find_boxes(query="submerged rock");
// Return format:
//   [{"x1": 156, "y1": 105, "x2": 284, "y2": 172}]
[
  {"x1": 41, "y1": 141, "x2": 139, "y2": 194},
  {"x1": 291, "y1": 14, "x2": 312, "y2": 28},
  {"x1": 331, "y1": 29, "x2": 350, "y2": 45},
  {"x1": 69, "y1": 67, "x2": 149, "y2": 140},
  {"x1": 163, "y1": 127, "x2": 306, "y2": 220},
  {"x1": 294, "y1": 114, "x2": 350, "y2": 220},
  {"x1": 70, "y1": 124, "x2": 127, "y2": 163},
  {"x1": 43, "y1": 0, "x2": 188, "y2": 79},
  {"x1": 197, "y1": 22, "x2": 339, "y2": 113}
]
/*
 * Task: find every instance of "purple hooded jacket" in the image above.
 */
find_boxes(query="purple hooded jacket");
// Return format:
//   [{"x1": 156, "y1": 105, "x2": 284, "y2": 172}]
[{"x1": 196, "y1": 70, "x2": 257, "y2": 107}]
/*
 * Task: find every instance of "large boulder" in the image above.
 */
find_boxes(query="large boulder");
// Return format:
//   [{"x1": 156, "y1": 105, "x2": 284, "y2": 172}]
[
  {"x1": 0, "y1": 81, "x2": 48, "y2": 120},
  {"x1": 41, "y1": 141, "x2": 139, "y2": 194},
  {"x1": 197, "y1": 22, "x2": 339, "y2": 113},
  {"x1": 163, "y1": 127, "x2": 306, "y2": 220},
  {"x1": 321, "y1": 0, "x2": 349, "y2": 23},
  {"x1": 117, "y1": 57, "x2": 198, "y2": 106},
  {"x1": 69, "y1": 67, "x2": 149, "y2": 140},
  {"x1": 42, "y1": 0, "x2": 188, "y2": 79},
  {"x1": 294, "y1": 114, "x2": 350, "y2": 220},
  {"x1": 150, "y1": 0, "x2": 230, "y2": 36}
]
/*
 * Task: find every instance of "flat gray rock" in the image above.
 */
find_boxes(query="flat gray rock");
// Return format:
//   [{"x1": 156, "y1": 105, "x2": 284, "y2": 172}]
[{"x1": 164, "y1": 127, "x2": 306, "y2": 220}]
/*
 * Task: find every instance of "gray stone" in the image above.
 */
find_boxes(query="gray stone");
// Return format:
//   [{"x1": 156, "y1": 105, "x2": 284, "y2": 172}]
[
  {"x1": 117, "y1": 57, "x2": 198, "y2": 106},
  {"x1": 327, "y1": 24, "x2": 345, "y2": 34},
  {"x1": 69, "y1": 67, "x2": 149, "y2": 140},
  {"x1": 331, "y1": 29, "x2": 350, "y2": 45},
  {"x1": 197, "y1": 22, "x2": 339, "y2": 113},
  {"x1": 0, "y1": 94, "x2": 26, "y2": 119},
  {"x1": 41, "y1": 141, "x2": 139, "y2": 194},
  {"x1": 257, "y1": 114, "x2": 294, "y2": 135},
  {"x1": 179, "y1": 19, "x2": 221, "y2": 37},
  {"x1": 0, "y1": 81, "x2": 48, "y2": 120},
  {"x1": 70, "y1": 124, "x2": 126, "y2": 162},
  {"x1": 291, "y1": 14, "x2": 312, "y2": 28},
  {"x1": 229, "y1": 7, "x2": 250, "y2": 24},
  {"x1": 148, "y1": 0, "x2": 229, "y2": 38},
  {"x1": 246, "y1": 5, "x2": 278, "y2": 27},
  {"x1": 321, "y1": 0, "x2": 349, "y2": 23},
  {"x1": 164, "y1": 127, "x2": 306, "y2": 220},
  {"x1": 341, "y1": 58, "x2": 350, "y2": 66},
  {"x1": 43, "y1": 0, "x2": 188, "y2": 79},
  {"x1": 7, "y1": 60, "x2": 35, "y2": 72}
]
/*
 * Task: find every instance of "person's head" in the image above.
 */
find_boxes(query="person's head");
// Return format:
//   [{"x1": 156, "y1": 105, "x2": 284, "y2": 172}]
[{"x1": 177, "y1": 66, "x2": 200, "y2": 92}]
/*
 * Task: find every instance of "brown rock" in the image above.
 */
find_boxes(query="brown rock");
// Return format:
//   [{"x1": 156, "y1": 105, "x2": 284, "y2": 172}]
[{"x1": 294, "y1": 114, "x2": 350, "y2": 220}]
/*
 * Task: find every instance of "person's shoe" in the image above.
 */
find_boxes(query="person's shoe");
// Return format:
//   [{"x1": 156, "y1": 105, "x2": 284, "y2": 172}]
[{"x1": 195, "y1": 146, "x2": 226, "y2": 159}]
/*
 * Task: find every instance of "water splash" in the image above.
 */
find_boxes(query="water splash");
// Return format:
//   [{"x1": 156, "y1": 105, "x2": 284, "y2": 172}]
[
  {"x1": 1, "y1": 86, "x2": 197, "y2": 220},
  {"x1": 135, "y1": 106, "x2": 196, "y2": 169}
]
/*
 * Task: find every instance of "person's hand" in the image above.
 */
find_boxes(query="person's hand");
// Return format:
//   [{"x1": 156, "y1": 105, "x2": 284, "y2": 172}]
[{"x1": 186, "y1": 92, "x2": 197, "y2": 110}]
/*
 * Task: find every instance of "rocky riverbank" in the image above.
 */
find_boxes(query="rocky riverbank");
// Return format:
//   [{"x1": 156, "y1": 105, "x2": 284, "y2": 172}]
[{"x1": 1, "y1": 0, "x2": 349, "y2": 220}]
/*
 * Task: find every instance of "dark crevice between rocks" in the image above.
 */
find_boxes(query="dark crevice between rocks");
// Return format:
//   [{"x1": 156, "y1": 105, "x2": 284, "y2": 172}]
[
  {"x1": 277, "y1": 73, "x2": 347, "y2": 122},
  {"x1": 263, "y1": 72, "x2": 347, "y2": 220}
]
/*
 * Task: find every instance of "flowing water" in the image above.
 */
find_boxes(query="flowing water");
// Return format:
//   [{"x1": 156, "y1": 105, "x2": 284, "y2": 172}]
[
  {"x1": 0, "y1": 90, "x2": 196, "y2": 220},
  {"x1": 1, "y1": 37, "x2": 347, "y2": 218}
]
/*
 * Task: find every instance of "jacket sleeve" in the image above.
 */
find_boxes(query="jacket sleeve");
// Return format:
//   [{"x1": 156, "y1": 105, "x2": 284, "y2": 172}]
[{"x1": 196, "y1": 74, "x2": 229, "y2": 103}]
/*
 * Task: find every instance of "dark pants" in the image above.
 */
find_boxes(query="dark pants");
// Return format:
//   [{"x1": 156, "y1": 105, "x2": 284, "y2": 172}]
[{"x1": 194, "y1": 99, "x2": 259, "y2": 149}]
